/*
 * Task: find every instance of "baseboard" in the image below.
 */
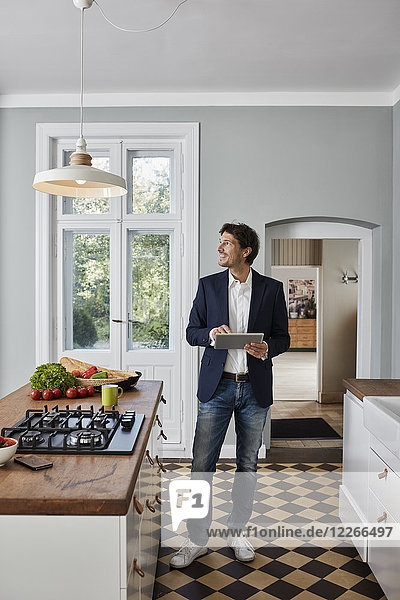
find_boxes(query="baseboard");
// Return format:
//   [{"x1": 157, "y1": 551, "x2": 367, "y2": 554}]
[
  {"x1": 163, "y1": 446, "x2": 342, "y2": 464},
  {"x1": 318, "y1": 392, "x2": 344, "y2": 404},
  {"x1": 162, "y1": 444, "x2": 267, "y2": 462}
]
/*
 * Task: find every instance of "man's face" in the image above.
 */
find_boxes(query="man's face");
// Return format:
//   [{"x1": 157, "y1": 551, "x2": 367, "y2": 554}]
[{"x1": 217, "y1": 232, "x2": 250, "y2": 270}]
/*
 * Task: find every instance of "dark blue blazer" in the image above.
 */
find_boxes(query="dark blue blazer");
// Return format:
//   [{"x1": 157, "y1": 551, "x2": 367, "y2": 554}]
[{"x1": 186, "y1": 268, "x2": 290, "y2": 408}]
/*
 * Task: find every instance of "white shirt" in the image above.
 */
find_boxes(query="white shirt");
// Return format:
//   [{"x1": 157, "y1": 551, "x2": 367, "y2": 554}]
[
  {"x1": 224, "y1": 269, "x2": 253, "y2": 373},
  {"x1": 209, "y1": 269, "x2": 253, "y2": 373},
  {"x1": 209, "y1": 269, "x2": 268, "y2": 372}
]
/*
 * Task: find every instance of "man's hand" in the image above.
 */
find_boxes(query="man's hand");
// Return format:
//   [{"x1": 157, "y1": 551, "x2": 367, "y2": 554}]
[
  {"x1": 211, "y1": 324, "x2": 232, "y2": 340},
  {"x1": 244, "y1": 341, "x2": 268, "y2": 359}
]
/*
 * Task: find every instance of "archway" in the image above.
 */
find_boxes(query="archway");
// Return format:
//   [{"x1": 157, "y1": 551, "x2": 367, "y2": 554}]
[{"x1": 262, "y1": 217, "x2": 379, "y2": 453}]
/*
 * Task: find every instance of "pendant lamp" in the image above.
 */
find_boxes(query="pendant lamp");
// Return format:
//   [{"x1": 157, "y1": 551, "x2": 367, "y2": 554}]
[{"x1": 32, "y1": 0, "x2": 127, "y2": 198}]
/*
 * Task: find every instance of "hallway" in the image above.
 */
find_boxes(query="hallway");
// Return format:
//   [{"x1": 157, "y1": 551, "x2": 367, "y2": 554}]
[{"x1": 272, "y1": 352, "x2": 342, "y2": 449}]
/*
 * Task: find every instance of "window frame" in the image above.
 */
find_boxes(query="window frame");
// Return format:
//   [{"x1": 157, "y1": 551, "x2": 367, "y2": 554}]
[
  {"x1": 125, "y1": 143, "x2": 181, "y2": 219},
  {"x1": 35, "y1": 122, "x2": 199, "y2": 455}
]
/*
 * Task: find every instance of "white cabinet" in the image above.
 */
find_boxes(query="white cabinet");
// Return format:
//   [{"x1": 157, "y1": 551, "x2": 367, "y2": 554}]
[
  {"x1": 340, "y1": 387, "x2": 400, "y2": 599},
  {"x1": 366, "y1": 441, "x2": 400, "y2": 600},
  {"x1": 339, "y1": 389, "x2": 370, "y2": 561}
]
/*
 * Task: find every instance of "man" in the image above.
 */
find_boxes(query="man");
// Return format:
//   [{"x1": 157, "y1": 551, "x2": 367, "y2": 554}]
[{"x1": 170, "y1": 222, "x2": 290, "y2": 568}]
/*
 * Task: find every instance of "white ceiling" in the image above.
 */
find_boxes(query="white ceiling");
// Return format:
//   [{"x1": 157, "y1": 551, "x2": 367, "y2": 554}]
[{"x1": 2, "y1": 0, "x2": 400, "y2": 103}]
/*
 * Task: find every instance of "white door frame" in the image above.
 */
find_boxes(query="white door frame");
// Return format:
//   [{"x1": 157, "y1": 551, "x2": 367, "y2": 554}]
[
  {"x1": 200, "y1": 218, "x2": 376, "y2": 459},
  {"x1": 264, "y1": 219, "x2": 376, "y2": 378}
]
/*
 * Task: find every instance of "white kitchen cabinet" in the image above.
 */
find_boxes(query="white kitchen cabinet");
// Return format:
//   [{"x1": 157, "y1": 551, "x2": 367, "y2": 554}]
[
  {"x1": 339, "y1": 389, "x2": 370, "y2": 561},
  {"x1": 340, "y1": 384, "x2": 400, "y2": 599},
  {"x1": 366, "y1": 441, "x2": 400, "y2": 600}
]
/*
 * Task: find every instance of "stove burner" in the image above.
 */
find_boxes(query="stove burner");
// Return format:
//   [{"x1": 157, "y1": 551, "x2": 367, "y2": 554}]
[
  {"x1": 68, "y1": 429, "x2": 103, "y2": 447},
  {"x1": 21, "y1": 430, "x2": 44, "y2": 445},
  {"x1": 43, "y1": 414, "x2": 60, "y2": 426},
  {"x1": 93, "y1": 414, "x2": 108, "y2": 427}
]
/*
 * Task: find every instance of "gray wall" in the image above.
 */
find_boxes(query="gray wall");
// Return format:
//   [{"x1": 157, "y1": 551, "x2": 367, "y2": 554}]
[
  {"x1": 0, "y1": 106, "x2": 393, "y2": 397},
  {"x1": 393, "y1": 100, "x2": 400, "y2": 377}
]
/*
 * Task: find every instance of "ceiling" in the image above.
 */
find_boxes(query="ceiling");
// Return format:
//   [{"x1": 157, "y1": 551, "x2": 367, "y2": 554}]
[{"x1": 2, "y1": 0, "x2": 400, "y2": 102}]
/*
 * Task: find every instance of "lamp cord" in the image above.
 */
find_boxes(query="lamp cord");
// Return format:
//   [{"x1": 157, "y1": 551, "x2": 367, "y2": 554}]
[
  {"x1": 93, "y1": 0, "x2": 189, "y2": 34},
  {"x1": 80, "y1": 6, "x2": 85, "y2": 141}
]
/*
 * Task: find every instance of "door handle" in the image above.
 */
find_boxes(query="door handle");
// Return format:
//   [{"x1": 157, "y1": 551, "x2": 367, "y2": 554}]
[
  {"x1": 377, "y1": 511, "x2": 387, "y2": 522},
  {"x1": 145, "y1": 450, "x2": 154, "y2": 465},
  {"x1": 133, "y1": 495, "x2": 143, "y2": 514},
  {"x1": 133, "y1": 558, "x2": 145, "y2": 578},
  {"x1": 146, "y1": 499, "x2": 156, "y2": 513},
  {"x1": 155, "y1": 455, "x2": 167, "y2": 472}
]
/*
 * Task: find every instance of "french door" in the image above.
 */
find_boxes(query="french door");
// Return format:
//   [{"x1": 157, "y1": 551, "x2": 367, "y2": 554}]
[{"x1": 36, "y1": 123, "x2": 199, "y2": 456}]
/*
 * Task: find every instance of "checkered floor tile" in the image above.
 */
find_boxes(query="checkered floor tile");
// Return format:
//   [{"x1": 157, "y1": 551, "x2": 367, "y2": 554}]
[{"x1": 153, "y1": 462, "x2": 386, "y2": 600}]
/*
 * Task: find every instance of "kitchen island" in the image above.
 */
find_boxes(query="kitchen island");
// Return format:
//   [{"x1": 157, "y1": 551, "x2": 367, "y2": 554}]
[{"x1": 0, "y1": 380, "x2": 164, "y2": 600}]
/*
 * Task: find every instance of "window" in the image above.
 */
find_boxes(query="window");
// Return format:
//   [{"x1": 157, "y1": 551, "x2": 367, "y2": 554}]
[
  {"x1": 36, "y1": 122, "x2": 198, "y2": 454},
  {"x1": 127, "y1": 150, "x2": 174, "y2": 214},
  {"x1": 63, "y1": 230, "x2": 110, "y2": 350}
]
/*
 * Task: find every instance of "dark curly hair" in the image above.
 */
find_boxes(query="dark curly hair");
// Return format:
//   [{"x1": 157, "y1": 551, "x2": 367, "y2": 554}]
[{"x1": 219, "y1": 222, "x2": 260, "y2": 265}]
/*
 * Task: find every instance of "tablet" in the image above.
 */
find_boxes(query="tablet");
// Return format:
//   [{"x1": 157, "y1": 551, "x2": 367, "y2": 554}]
[{"x1": 214, "y1": 333, "x2": 264, "y2": 350}]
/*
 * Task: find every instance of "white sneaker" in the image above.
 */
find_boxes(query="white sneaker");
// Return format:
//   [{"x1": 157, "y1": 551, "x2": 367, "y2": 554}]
[
  {"x1": 169, "y1": 538, "x2": 208, "y2": 568},
  {"x1": 227, "y1": 532, "x2": 255, "y2": 562}
]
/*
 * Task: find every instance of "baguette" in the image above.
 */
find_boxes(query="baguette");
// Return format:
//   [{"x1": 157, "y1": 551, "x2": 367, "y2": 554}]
[{"x1": 60, "y1": 357, "x2": 137, "y2": 379}]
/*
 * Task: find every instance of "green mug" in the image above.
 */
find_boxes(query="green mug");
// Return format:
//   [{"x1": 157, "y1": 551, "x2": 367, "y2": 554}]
[{"x1": 101, "y1": 384, "x2": 123, "y2": 406}]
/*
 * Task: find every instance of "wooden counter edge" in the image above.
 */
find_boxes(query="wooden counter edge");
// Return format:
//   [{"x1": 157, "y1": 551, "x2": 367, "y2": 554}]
[{"x1": 343, "y1": 378, "x2": 400, "y2": 402}]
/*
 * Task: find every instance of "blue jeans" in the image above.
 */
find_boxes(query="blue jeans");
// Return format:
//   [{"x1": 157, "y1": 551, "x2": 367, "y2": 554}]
[{"x1": 187, "y1": 377, "x2": 269, "y2": 545}]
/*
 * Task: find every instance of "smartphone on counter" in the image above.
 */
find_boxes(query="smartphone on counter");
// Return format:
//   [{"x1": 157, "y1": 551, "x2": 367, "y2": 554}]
[{"x1": 14, "y1": 455, "x2": 53, "y2": 471}]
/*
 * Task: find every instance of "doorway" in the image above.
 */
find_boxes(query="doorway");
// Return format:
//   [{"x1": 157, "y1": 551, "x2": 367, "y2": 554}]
[
  {"x1": 271, "y1": 264, "x2": 320, "y2": 403},
  {"x1": 263, "y1": 218, "x2": 375, "y2": 455}
]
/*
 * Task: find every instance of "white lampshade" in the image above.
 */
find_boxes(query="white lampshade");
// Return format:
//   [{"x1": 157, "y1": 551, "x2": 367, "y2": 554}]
[{"x1": 33, "y1": 164, "x2": 127, "y2": 198}]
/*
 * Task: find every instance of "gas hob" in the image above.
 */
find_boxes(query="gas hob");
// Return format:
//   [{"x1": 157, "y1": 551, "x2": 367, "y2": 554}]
[{"x1": 1, "y1": 404, "x2": 145, "y2": 455}]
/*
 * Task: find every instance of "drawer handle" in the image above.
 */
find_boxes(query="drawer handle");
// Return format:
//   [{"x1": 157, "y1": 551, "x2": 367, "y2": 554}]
[
  {"x1": 146, "y1": 499, "x2": 156, "y2": 513},
  {"x1": 145, "y1": 450, "x2": 154, "y2": 465},
  {"x1": 377, "y1": 511, "x2": 387, "y2": 523},
  {"x1": 133, "y1": 558, "x2": 145, "y2": 578},
  {"x1": 155, "y1": 455, "x2": 167, "y2": 472},
  {"x1": 378, "y1": 468, "x2": 388, "y2": 479},
  {"x1": 157, "y1": 429, "x2": 168, "y2": 441},
  {"x1": 155, "y1": 415, "x2": 163, "y2": 427},
  {"x1": 133, "y1": 495, "x2": 144, "y2": 515},
  {"x1": 160, "y1": 395, "x2": 167, "y2": 404},
  {"x1": 155, "y1": 494, "x2": 163, "y2": 504}
]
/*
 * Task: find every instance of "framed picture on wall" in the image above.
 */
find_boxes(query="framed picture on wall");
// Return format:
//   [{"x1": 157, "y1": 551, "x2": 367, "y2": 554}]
[{"x1": 288, "y1": 279, "x2": 316, "y2": 315}]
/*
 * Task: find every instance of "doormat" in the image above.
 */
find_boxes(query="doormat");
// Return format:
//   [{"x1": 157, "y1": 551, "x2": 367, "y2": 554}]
[{"x1": 271, "y1": 417, "x2": 341, "y2": 439}]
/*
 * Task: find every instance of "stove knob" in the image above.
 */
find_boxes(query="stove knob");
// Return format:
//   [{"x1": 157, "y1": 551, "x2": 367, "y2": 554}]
[{"x1": 121, "y1": 411, "x2": 136, "y2": 430}]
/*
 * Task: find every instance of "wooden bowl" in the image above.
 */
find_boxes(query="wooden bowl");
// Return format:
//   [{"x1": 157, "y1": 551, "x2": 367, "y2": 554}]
[{"x1": 76, "y1": 371, "x2": 142, "y2": 390}]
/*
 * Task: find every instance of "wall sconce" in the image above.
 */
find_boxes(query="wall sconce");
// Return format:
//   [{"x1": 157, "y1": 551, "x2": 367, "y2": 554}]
[{"x1": 342, "y1": 270, "x2": 359, "y2": 285}]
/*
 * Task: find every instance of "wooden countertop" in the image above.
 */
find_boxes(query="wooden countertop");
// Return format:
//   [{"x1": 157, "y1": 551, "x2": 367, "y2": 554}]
[
  {"x1": 343, "y1": 378, "x2": 400, "y2": 402},
  {"x1": 0, "y1": 380, "x2": 162, "y2": 516}
]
